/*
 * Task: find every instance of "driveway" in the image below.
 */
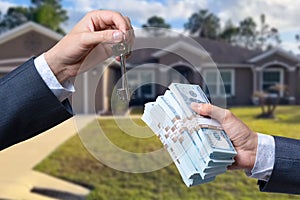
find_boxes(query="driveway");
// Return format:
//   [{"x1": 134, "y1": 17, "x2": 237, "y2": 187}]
[{"x1": 0, "y1": 115, "x2": 96, "y2": 200}]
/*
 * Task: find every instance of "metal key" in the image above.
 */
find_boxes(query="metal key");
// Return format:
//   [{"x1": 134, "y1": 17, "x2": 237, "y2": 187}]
[{"x1": 112, "y1": 41, "x2": 131, "y2": 102}]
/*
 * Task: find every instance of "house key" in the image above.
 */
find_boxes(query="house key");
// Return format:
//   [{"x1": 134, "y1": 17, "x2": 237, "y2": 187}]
[{"x1": 112, "y1": 40, "x2": 131, "y2": 102}]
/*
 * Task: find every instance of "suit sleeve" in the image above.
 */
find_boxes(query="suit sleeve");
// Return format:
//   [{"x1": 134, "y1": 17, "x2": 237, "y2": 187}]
[
  {"x1": 258, "y1": 136, "x2": 300, "y2": 194},
  {"x1": 0, "y1": 58, "x2": 73, "y2": 150}
]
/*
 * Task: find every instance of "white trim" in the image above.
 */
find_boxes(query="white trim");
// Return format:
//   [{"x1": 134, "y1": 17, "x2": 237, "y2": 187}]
[
  {"x1": 258, "y1": 60, "x2": 295, "y2": 71},
  {"x1": 248, "y1": 48, "x2": 300, "y2": 63},
  {"x1": 151, "y1": 40, "x2": 209, "y2": 58},
  {"x1": 201, "y1": 63, "x2": 255, "y2": 69},
  {"x1": 0, "y1": 21, "x2": 63, "y2": 45},
  {"x1": 213, "y1": 63, "x2": 254, "y2": 68}
]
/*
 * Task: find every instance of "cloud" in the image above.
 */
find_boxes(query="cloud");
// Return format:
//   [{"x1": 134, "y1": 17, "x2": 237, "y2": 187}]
[
  {"x1": 66, "y1": 0, "x2": 207, "y2": 28},
  {"x1": 0, "y1": 1, "x2": 16, "y2": 14},
  {"x1": 216, "y1": 0, "x2": 300, "y2": 32}
]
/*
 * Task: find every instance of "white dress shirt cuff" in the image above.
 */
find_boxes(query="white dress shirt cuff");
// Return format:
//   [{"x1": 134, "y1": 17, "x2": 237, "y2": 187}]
[
  {"x1": 246, "y1": 133, "x2": 275, "y2": 182},
  {"x1": 34, "y1": 53, "x2": 75, "y2": 102}
]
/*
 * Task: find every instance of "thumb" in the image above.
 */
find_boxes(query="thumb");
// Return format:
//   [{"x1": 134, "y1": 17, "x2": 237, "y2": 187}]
[{"x1": 190, "y1": 102, "x2": 227, "y2": 123}]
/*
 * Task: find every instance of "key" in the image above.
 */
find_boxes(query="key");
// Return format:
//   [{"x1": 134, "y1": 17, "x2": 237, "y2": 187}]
[{"x1": 112, "y1": 41, "x2": 131, "y2": 102}]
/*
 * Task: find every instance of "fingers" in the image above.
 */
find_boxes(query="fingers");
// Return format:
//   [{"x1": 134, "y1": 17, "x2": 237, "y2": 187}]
[
  {"x1": 79, "y1": 30, "x2": 125, "y2": 47},
  {"x1": 74, "y1": 10, "x2": 135, "y2": 47},
  {"x1": 87, "y1": 10, "x2": 131, "y2": 33},
  {"x1": 190, "y1": 102, "x2": 227, "y2": 124}
]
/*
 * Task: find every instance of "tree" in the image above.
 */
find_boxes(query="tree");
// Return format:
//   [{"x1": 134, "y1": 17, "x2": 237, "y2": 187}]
[
  {"x1": 256, "y1": 14, "x2": 281, "y2": 50},
  {"x1": 184, "y1": 9, "x2": 220, "y2": 39},
  {"x1": 219, "y1": 20, "x2": 239, "y2": 44},
  {"x1": 219, "y1": 14, "x2": 281, "y2": 50},
  {"x1": 31, "y1": 0, "x2": 68, "y2": 34},
  {"x1": 236, "y1": 17, "x2": 257, "y2": 49},
  {"x1": 0, "y1": 7, "x2": 31, "y2": 33},
  {"x1": 142, "y1": 16, "x2": 171, "y2": 37},
  {"x1": 0, "y1": 0, "x2": 68, "y2": 34}
]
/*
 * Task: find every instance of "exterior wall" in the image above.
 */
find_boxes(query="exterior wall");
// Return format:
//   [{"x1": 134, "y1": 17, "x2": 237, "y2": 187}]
[
  {"x1": 0, "y1": 31, "x2": 58, "y2": 59},
  {"x1": 234, "y1": 68, "x2": 253, "y2": 105}
]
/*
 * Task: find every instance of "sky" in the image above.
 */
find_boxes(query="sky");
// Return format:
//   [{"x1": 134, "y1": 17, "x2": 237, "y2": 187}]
[{"x1": 1, "y1": 0, "x2": 300, "y2": 54}]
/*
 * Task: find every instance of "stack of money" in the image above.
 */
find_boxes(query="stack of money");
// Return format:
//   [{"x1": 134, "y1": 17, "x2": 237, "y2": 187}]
[{"x1": 142, "y1": 83, "x2": 237, "y2": 187}]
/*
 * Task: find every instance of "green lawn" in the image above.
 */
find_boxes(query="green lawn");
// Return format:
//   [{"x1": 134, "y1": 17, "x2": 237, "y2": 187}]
[{"x1": 35, "y1": 106, "x2": 300, "y2": 200}]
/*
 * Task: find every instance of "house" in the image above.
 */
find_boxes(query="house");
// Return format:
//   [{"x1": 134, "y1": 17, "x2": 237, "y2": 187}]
[
  {"x1": 97, "y1": 36, "x2": 300, "y2": 114},
  {"x1": 1, "y1": 22, "x2": 300, "y2": 114},
  {"x1": 0, "y1": 22, "x2": 106, "y2": 114}
]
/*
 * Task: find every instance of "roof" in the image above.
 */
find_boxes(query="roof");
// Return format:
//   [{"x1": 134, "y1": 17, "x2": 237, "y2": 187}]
[
  {"x1": 128, "y1": 36, "x2": 262, "y2": 64},
  {"x1": 0, "y1": 21, "x2": 63, "y2": 45},
  {"x1": 248, "y1": 47, "x2": 300, "y2": 63}
]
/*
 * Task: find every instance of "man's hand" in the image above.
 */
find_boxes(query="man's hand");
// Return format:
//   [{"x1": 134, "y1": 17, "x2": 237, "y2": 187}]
[
  {"x1": 190, "y1": 103, "x2": 258, "y2": 171},
  {"x1": 45, "y1": 10, "x2": 133, "y2": 83}
]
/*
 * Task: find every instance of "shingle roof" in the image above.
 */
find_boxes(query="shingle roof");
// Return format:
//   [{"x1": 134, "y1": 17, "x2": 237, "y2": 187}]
[{"x1": 127, "y1": 36, "x2": 262, "y2": 64}]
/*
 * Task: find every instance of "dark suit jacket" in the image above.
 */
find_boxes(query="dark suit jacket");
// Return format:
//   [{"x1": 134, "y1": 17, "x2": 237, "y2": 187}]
[
  {"x1": 0, "y1": 58, "x2": 73, "y2": 150},
  {"x1": 259, "y1": 136, "x2": 300, "y2": 194}
]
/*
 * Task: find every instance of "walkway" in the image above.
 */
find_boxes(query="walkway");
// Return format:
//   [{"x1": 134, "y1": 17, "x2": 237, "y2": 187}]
[{"x1": 0, "y1": 115, "x2": 96, "y2": 200}]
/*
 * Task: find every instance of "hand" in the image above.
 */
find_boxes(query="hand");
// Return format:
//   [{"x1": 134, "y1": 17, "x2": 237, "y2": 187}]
[
  {"x1": 45, "y1": 10, "x2": 133, "y2": 83},
  {"x1": 190, "y1": 103, "x2": 258, "y2": 171}
]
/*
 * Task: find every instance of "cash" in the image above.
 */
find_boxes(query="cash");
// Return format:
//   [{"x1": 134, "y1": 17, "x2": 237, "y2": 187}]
[{"x1": 142, "y1": 83, "x2": 236, "y2": 187}]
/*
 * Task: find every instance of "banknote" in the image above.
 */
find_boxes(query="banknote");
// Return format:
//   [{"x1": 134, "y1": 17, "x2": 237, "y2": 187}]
[
  {"x1": 169, "y1": 83, "x2": 210, "y2": 117},
  {"x1": 142, "y1": 83, "x2": 237, "y2": 187},
  {"x1": 152, "y1": 102, "x2": 218, "y2": 179},
  {"x1": 163, "y1": 88, "x2": 236, "y2": 161},
  {"x1": 156, "y1": 96, "x2": 212, "y2": 167},
  {"x1": 146, "y1": 103, "x2": 211, "y2": 184},
  {"x1": 169, "y1": 83, "x2": 236, "y2": 157}
]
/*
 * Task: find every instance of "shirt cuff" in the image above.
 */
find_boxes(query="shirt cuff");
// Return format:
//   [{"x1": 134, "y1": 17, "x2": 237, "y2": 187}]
[
  {"x1": 34, "y1": 53, "x2": 75, "y2": 102},
  {"x1": 245, "y1": 133, "x2": 275, "y2": 181}
]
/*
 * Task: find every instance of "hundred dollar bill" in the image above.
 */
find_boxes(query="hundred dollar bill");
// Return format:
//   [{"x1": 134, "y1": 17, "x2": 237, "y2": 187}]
[
  {"x1": 169, "y1": 83, "x2": 210, "y2": 117},
  {"x1": 163, "y1": 89, "x2": 236, "y2": 162},
  {"x1": 162, "y1": 90, "x2": 236, "y2": 165},
  {"x1": 152, "y1": 103, "x2": 218, "y2": 180},
  {"x1": 156, "y1": 96, "x2": 210, "y2": 167},
  {"x1": 142, "y1": 83, "x2": 237, "y2": 187},
  {"x1": 148, "y1": 104, "x2": 205, "y2": 182},
  {"x1": 169, "y1": 83, "x2": 237, "y2": 158},
  {"x1": 155, "y1": 96, "x2": 230, "y2": 177},
  {"x1": 144, "y1": 103, "x2": 217, "y2": 185},
  {"x1": 142, "y1": 105, "x2": 193, "y2": 184}
]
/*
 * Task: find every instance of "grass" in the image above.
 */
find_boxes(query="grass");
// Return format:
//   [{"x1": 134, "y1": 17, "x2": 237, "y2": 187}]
[{"x1": 35, "y1": 106, "x2": 300, "y2": 200}]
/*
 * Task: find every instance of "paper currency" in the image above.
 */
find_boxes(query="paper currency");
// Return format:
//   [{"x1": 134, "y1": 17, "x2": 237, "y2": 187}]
[{"x1": 142, "y1": 83, "x2": 237, "y2": 187}]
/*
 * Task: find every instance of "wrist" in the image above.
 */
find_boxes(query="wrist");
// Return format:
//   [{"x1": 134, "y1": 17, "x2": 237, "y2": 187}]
[
  {"x1": 247, "y1": 132, "x2": 258, "y2": 170},
  {"x1": 246, "y1": 133, "x2": 275, "y2": 181},
  {"x1": 45, "y1": 50, "x2": 74, "y2": 84}
]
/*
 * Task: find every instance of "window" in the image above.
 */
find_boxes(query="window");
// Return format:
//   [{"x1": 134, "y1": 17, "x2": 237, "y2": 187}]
[
  {"x1": 262, "y1": 69, "x2": 283, "y2": 93},
  {"x1": 127, "y1": 70, "x2": 155, "y2": 99},
  {"x1": 203, "y1": 70, "x2": 234, "y2": 97}
]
